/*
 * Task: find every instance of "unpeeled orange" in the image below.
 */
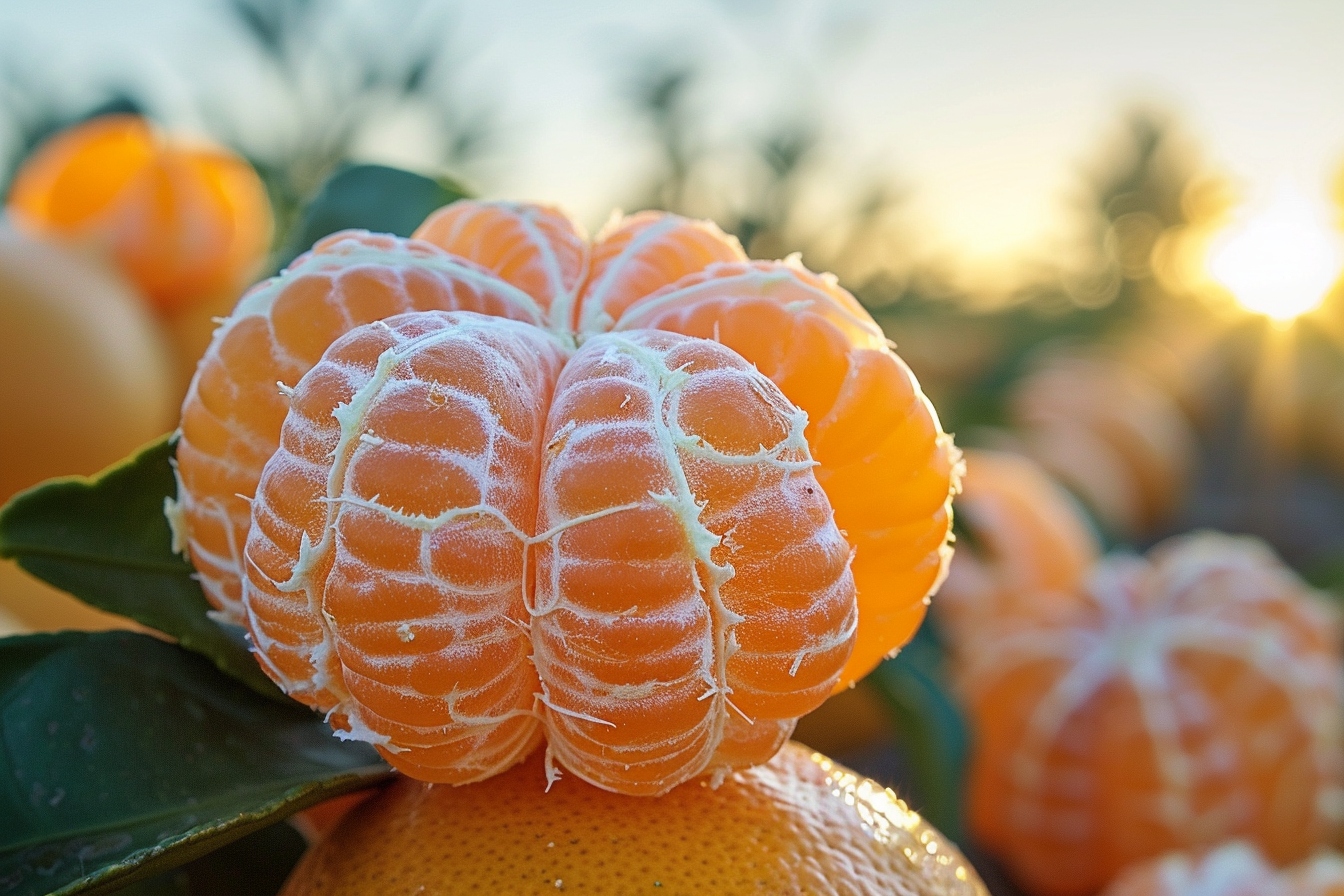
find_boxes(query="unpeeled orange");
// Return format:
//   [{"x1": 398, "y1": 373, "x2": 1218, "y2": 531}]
[
  {"x1": 279, "y1": 741, "x2": 987, "y2": 896},
  {"x1": 171, "y1": 201, "x2": 959, "y2": 795},
  {"x1": 960, "y1": 531, "x2": 1344, "y2": 896}
]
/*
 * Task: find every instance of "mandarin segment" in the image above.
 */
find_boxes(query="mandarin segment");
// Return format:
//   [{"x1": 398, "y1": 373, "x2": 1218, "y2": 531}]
[
  {"x1": 533, "y1": 330, "x2": 856, "y2": 794},
  {"x1": 960, "y1": 532, "x2": 1344, "y2": 896},
  {"x1": 244, "y1": 311, "x2": 567, "y2": 782},
  {"x1": 575, "y1": 210, "x2": 746, "y2": 332},
  {"x1": 413, "y1": 199, "x2": 589, "y2": 331},
  {"x1": 173, "y1": 231, "x2": 548, "y2": 623},
  {"x1": 615, "y1": 259, "x2": 959, "y2": 686}
]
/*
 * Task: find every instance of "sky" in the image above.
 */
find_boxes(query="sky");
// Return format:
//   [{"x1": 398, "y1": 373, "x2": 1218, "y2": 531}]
[{"x1": 3, "y1": 0, "x2": 1344, "y2": 289}]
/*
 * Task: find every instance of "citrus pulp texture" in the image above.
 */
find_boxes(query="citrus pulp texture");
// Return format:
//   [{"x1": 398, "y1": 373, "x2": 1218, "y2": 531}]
[
  {"x1": 278, "y1": 740, "x2": 988, "y2": 896},
  {"x1": 935, "y1": 448, "x2": 1099, "y2": 653},
  {"x1": 172, "y1": 201, "x2": 958, "y2": 794},
  {"x1": 6, "y1": 113, "x2": 272, "y2": 315},
  {"x1": 1101, "y1": 841, "x2": 1344, "y2": 896},
  {"x1": 959, "y1": 531, "x2": 1344, "y2": 896}
]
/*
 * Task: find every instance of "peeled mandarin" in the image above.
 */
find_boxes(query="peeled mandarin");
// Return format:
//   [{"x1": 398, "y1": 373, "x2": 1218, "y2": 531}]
[
  {"x1": 961, "y1": 532, "x2": 1344, "y2": 896},
  {"x1": 243, "y1": 314, "x2": 856, "y2": 794},
  {"x1": 175, "y1": 200, "x2": 957, "y2": 794}
]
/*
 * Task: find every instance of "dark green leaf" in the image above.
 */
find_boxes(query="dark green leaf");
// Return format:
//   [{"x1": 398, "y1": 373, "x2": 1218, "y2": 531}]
[
  {"x1": 0, "y1": 437, "x2": 281, "y2": 701},
  {"x1": 865, "y1": 623, "x2": 969, "y2": 842},
  {"x1": 274, "y1": 163, "x2": 471, "y2": 271},
  {"x1": 0, "y1": 631, "x2": 392, "y2": 896},
  {"x1": 113, "y1": 821, "x2": 308, "y2": 896}
]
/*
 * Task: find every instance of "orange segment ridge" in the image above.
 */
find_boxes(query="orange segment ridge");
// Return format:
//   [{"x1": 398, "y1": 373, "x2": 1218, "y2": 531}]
[{"x1": 615, "y1": 257, "x2": 960, "y2": 687}]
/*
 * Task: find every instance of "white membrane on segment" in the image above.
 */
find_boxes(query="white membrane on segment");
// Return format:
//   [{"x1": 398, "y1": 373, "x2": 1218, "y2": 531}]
[
  {"x1": 174, "y1": 234, "x2": 553, "y2": 625},
  {"x1": 530, "y1": 330, "x2": 855, "y2": 792}
]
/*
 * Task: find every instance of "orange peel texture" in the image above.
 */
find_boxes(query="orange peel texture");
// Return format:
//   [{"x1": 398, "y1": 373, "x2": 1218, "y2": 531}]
[{"x1": 172, "y1": 200, "x2": 958, "y2": 794}]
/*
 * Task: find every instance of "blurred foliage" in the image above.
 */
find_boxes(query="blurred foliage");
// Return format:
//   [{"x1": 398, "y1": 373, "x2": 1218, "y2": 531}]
[
  {"x1": 213, "y1": 0, "x2": 495, "y2": 250},
  {"x1": 619, "y1": 55, "x2": 910, "y2": 292},
  {"x1": 271, "y1": 162, "x2": 470, "y2": 270},
  {"x1": 0, "y1": 0, "x2": 495, "y2": 254}
]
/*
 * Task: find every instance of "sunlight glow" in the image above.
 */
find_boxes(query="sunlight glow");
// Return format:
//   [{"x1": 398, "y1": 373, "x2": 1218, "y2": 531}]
[{"x1": 1206, "y1": 183, "x2": 1344, "y2": 323}]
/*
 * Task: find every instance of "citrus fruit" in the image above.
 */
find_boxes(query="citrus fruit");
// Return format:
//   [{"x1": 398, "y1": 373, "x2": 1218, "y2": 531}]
[
  {"x1": 6, "y1": 113, "x2": 273, "y2": 317},
  {"x1": 1009, "y1": 352, "x2": 1196, "y2": 537},
  {"x1": 1101, "y1": 841, "x2": 1344, "y2": 896},
  {"x1": 172, "y1": 200, "x2": 956, "y2": 794},
  {"x1": 0, "y1": 224, "x2": 177, "y2": 505},
  {"x1": 279, "y1": 741, "x2": 988, "y2": 896},
  {"x1": 960, "y1": 531, "x2": 1344, "y2": 896},
  {"x1": 935, "y1": 448, "x2": 1099, "y2": 651}
]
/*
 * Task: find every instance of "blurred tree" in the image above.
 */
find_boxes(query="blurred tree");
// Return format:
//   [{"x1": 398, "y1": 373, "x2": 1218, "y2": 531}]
[
  {"x1": 617, "y1": 53, "x2": 910, "y2": 294},
  {"x1": 0, "y1": 59, "x2": 145, "y2": 196},
  {"x1": 211, "y1": 0, "x2": 497, "y2": 248}
]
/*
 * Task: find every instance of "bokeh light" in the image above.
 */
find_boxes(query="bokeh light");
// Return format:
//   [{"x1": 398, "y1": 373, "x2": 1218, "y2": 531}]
[{"x1": 1206, "y1": 182, "x2": 1344, "y2": 323}]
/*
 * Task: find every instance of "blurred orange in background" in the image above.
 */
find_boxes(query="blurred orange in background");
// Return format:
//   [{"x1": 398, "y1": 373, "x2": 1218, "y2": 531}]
[
  {"x1": 5, "y1": 113, "x2": 273, "y2": 395},
  {"x1": 1101, "y1": 841, "x2": 1344, "y2": 896},
  {"x1": 936, "y1": 448, "x2": 1099, "y2": 653},
  {"x1": 958, "y1": 531, "x2": 1344, "y2": 896},
  {"x1": 0, "y1": 223, "x2": 177, "y2": 632}
]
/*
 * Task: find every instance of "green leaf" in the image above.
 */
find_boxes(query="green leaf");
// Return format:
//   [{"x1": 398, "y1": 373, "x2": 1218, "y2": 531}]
[
  {"x1": 0, "y1": 631, "x2": 392, "y2": 896},
  {"x1": 865, "y1": 623, "x2": 969, "y2": 843},
  {"x1": 112, "y1": 820, "x2": 308, "y2": 896},
  {"x1": 274, "y1": 163, "x2": 472, "y2": 270},
  {"x1": 0, "y1": 436, "x2": 280, "y2": 701}
]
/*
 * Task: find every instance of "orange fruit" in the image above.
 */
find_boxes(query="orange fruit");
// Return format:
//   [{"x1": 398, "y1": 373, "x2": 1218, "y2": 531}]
[
  {"x1": 935, "y1": 448, "x2": 1099, "y2": 651},
  {"x1": 1101, "y1": 841, "x2": 1344, "y2": 896},
  {"x1": 960, "y1": 531, "x2": 1344, "y2": 896},
  {"x1": 173, "y1": 201, "x2": 956, "y2": 794},
  {"x1": 1009, "y1": 352, "x2": 1196, "y2": 538},
  {"x1": 0, "y1": 224, "x2": 177, "y2": 505},
  {"x1": 279, "y1": 741, "x2": 988, "y2": 895},
  {"x1": 6, "y1": 113, "x2": 273, "y2": 316}
]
